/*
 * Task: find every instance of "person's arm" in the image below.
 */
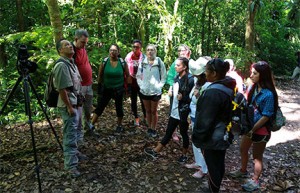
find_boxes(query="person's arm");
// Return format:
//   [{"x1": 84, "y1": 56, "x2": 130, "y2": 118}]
[
  {"x1": 97, "y1": 62, "x2": 104, "y2": 83},
  {"x1": 158, "y1": 57, "x2": 167, "y2": 88}
]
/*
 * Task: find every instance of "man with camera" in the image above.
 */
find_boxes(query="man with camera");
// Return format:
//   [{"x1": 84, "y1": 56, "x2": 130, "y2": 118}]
[
  {"x1": 53, "y1": 39, "x2": 86, "y2": 178},
  {"x1": 73, "y1": 29, "x2": 99, "y2": 142}
]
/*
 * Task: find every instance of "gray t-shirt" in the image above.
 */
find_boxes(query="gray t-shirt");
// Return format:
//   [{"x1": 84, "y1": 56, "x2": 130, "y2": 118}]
[{"x1": 53, "y1": 57, "x2": 82, "y2": 107}]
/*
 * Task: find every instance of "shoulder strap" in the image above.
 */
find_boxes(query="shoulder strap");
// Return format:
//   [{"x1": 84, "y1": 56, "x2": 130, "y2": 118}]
[
  {"x1": 208, "y1": 83, "x2": 233, "y2": 98},
  {"x1": 71, "y1": 43, "x2": 77, "y2": 60},
  {"x1": 54, "y1": 58, "x2": 74, "y2": 89}
]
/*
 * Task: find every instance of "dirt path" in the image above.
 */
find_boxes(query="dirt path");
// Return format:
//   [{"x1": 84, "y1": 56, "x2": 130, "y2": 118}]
[{"x1": 0, "y1": 79, "x2": 299, "y2": 193}]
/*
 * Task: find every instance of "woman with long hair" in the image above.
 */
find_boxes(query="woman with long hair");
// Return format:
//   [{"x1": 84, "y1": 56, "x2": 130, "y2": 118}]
[
  {"x1": 229, "y1": 61, "x2": 278, "y2": 192},
  {"x1": 136, "y1": 44, "x2": 166, "y2": 138},
  {"x1": 144, "y1": 57, "x2": 194, "y2": 162}
]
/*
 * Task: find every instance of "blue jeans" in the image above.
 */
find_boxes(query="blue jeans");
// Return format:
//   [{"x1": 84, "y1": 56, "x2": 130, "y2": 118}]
[{"x1": 59, "y1": 107, "x2": 79, "y2": 170}]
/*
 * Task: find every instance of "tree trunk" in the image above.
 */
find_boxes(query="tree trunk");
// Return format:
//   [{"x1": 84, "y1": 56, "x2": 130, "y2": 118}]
[
  {"x1": 16, "y1": 0, "x2": 25, "y2": 32},
  {"x1": 245, "y1": 0, "x2": 258, "y2": 51},
  {"x1": 45, "y1": 0, "x2": 63, "y2": 42},
  {"x1": 152, "y1": 0, "x2": 179, "y2": 66},
  {"x1": 201, "y1": 0, "x2": 208, "y2": 55}
]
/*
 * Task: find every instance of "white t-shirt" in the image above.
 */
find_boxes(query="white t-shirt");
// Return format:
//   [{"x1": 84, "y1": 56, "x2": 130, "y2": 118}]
[{"x1": 170, "y1": 82, "x2": 180, "y2": 120}]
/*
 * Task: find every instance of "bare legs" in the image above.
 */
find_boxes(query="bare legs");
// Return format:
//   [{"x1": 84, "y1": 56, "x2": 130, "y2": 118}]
[
  {"x1": 239, "y1": 135, "x2": 267, "y2": 181},
  {"x1": 143, "y1": 99, "x2": 159, "y2": 130}
]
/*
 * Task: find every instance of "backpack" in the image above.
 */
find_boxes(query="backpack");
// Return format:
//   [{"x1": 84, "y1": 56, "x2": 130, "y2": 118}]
[
  {"x1": 141, "y1": 57, "x2": 162, "y2": 80},
  {"x1": 257, "y1": 105, "x2": 286, "y2": 132},
  {"x1": 206, "y1": 83, "x2": 235, "y2": 143},
  {"x1": 44, "y1": 59, "x2": 71, "y2": 107},
  {"x1": 44, "y1": 70, "x2": 58, "y2": 107}
]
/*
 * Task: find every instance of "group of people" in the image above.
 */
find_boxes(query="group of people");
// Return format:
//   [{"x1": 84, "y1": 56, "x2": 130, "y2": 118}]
[{"x1": 52, "y1": 29, "x2": 280, "y2": 192}]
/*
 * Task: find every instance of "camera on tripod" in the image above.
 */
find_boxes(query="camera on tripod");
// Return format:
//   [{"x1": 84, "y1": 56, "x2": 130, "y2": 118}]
[{"x1": 17, "y1": 45, "x2": 37, "y2": 74}]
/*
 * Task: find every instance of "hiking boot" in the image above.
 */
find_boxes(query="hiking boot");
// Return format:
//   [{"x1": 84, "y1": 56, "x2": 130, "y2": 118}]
[
  {"x1": 144, "y1": 147, "x2": 158, "y2": 159},
  {"x1": 242, "y1": 179, "x2": 260, "y2": 192},
  {"x1": 68, "y1": 168, "x2": 81, "y2": 178},
  {"x1": 116, "y1": 125, "x2": 124, "y2": 133},
  {"x1": 229, "y1": 169, "x2": 249, "y2": 178},
  {"x1": 178, "y1": 155, "x2": 188, "y2": 164}
]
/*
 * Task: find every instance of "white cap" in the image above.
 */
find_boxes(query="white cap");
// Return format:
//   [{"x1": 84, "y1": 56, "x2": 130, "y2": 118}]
[{"x1": 189, "y1": 57, "x2": 208, "y2": 76}]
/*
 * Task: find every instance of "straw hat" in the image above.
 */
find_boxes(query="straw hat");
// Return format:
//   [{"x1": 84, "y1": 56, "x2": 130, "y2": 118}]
[{"x1": 189, "y1": 57, "x2": 208, "y2": 76}]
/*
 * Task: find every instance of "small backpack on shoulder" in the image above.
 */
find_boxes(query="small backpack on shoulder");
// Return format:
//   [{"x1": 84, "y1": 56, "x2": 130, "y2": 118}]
[
  {"x1": 257, "y1": 105, "x2": 286, "y2": 132},
  {"x1": 44, "y1": 68, "x2": 59, "y2": 107},
  {"x1": 44, "y1": 59, "x2": 69, "y2": 107}
]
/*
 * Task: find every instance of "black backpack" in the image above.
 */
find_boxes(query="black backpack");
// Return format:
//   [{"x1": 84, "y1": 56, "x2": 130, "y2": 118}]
[{"x1": 44, "y1": 59, "x2": 70, "y2": 107}]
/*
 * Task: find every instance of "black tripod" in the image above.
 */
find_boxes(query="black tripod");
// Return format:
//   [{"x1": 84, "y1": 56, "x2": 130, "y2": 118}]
[{"x1": 0, "y1": 69, "x2": 63, "y2": 192}]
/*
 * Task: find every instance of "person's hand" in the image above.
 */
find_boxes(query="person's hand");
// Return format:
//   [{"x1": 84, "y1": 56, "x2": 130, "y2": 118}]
[
  {"x1": 177, "y1": 93, "x2": 182, "y2": 100},
  {"x1": 194, "y1": 89, "x2": 200, "y2": 98},
  {"x1": 67, "y1": 106, "x2": 76, "y2": 116},
  {"x1": 168, "y1": 89, "x2": 173, "y2": 97},
  {"x1": 246, "y1": 130, "x2": 253, "y2": 138}
]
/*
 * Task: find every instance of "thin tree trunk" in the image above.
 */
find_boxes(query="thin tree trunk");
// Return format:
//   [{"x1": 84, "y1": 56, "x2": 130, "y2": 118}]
[
  {"x1": 45, "y1": 0, "x2": 63, "y2": 42},
  {"x1": 245, "y1": 0, "x2": 258, "y2": 51},
  {"x1": 16, "y1": 0, "x2": 25, "y2": 32},
  {"x1": 201, "y1": 0, "x2": 208, "y2": 55}
]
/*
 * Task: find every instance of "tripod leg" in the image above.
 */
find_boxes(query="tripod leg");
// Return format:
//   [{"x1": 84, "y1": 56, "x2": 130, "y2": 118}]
[
  {"x1": 23, "y1": 76, "x2": 42, "y2": 192},
  {"x1": 0, "y1": 76, "x2": 22, "y2": 115},
  {"x1": 27, "y1": 76, "x2": 63, "y2": 151}
]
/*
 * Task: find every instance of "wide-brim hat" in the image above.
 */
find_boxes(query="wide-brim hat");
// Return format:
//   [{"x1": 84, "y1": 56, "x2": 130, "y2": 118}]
[{"x1": 189, "y1": 57, "x2": 208, "y2": 76}]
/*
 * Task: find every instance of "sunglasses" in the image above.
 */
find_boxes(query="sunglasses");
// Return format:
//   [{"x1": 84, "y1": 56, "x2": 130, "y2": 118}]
[
  {"x1": 256, "y1": 61, "x2": 268, "y2": 66},
  {"x1": 133, "y1": 46, "x2": 140, "y2": 49},
  {"x1": 207, "y1": 59, "x2": 216, "y2": 71}
]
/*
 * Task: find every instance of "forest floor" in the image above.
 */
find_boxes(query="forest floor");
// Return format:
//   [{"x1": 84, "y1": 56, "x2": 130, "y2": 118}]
[{"x1": 0, "y1": 78, "x2": 300, "y2": 193}]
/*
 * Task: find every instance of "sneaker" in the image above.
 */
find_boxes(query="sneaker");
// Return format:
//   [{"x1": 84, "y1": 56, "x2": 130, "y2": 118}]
[
  {"x1": 172, "y1": 132, "x2": 180, "y2": 141},
  {"x1": 229, "y1": 169, "x2": 249, "y2": 178},
  {"x1": 68, "y1": 168, "x2": 81, "y2": 178},
  {"x1": 150, "y1": 129, "x2": 158, "y2": 138},
  {"x1": 192, "y1": 170, "x2": 207, "y2": 179},
  {"x1": 134, "y1": 118, "x2": 140, "y2": 126},
  {"x1": 147, "y1": 128, "x2": 153, "y2": 137},
  {"x1": 242, "y1": 179, "x2": 260, "y2": 192},
  {"x1": 185, "y1": 163, "x2": 200, "y2": 169},
  {"x1": 178, "y1": 155, "x2": 188, "y2": 164},
  {"x1": 77, "y1": 152, "x2": 88, "y2": 161},
  {"x1": 85, "y1": 129, "x2": 100, "y2": 138},
  {"x1": 144, "y1": 147, "x2": 158, "y2": 159},
  {"x1": 116, "y1": 126, "x2": 124, "y2": 133}
]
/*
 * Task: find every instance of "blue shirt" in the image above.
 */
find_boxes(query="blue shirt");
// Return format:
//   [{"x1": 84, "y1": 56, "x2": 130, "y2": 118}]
[{"x1": 251, "y1": 87, "x2": 275, "y2": 124}]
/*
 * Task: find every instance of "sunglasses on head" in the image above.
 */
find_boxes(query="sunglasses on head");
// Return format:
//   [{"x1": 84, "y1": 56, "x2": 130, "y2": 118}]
[
  {"x1": 207, "y1": 59, "x2": 216, "y2": 71},
  {"x1": 256, "y1": 61, "x2": 268, "y2": 66}
]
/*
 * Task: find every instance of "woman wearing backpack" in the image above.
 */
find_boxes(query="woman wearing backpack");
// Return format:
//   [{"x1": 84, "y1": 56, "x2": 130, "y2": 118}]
[
  {"x1": 136, "y1": 44, "x2": 166, "y2": 138},
  {"x1": 91, "y1": 44, "x2": 131, "y2": 133},
  {"x1": 144, "y1": 57, "x2": 194, "y2": 162},
  {"x1": 229, "y1": 61, "x2": 278, "y2": 192},
  {"x1": 192, "y1": 58, "x2": 236, "y2": 192}
]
